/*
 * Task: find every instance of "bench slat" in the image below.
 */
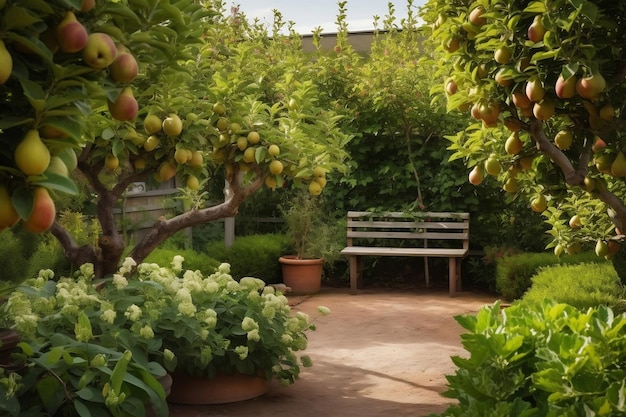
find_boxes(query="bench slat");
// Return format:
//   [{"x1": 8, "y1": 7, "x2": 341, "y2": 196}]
[
  {"x1": 341, "y1": 247, "x2": 468, "y2": 257},
  {"x1": 347, "y1": 231, "x2": 469, "y2": 240},
  {"x1": 347, "y1": 211, "x2": 470, "y2": 220},
  {"x1": 347, "y1": 220, "x2": 469, "y2": 230}
]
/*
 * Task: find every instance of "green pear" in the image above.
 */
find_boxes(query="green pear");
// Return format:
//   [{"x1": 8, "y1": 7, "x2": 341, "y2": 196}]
[
  {"x1": 0, "y1": 40, "x2": 12, "y2": 84},
  {"x1": 610, "y1": 151, "x2": 626, "y2": 177},
  {"x1": 15, "y1": 130, "x2": 51, "y2": 176},
  {"x1": 47, "y1": 156, "x2": 69, "y2": 177},
  {"x1": 57, "y1": 11, "x2": 88, "y2": 53}
]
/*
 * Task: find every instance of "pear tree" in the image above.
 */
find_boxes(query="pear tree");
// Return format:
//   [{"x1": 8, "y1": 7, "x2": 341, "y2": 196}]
[
  {"x1": 421, "y1": 0, "x2": 626, "y2": 266},
  {"x1": 0, "y1": 1, "x2": 350, "y2": 277}
]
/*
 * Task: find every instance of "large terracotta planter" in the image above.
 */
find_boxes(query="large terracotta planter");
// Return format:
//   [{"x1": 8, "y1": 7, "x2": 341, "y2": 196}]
[
  {"x1": 279, "y1": 255, "x2": 323, "y2": 295},
  {"x1": 168, "y1": 371, "x2": 270, "y2": 405}
]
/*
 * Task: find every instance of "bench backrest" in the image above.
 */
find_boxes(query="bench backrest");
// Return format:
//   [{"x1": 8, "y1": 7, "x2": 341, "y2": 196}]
[{"x1": 346, "y1": 211, "x2": 470, "y2": 250}]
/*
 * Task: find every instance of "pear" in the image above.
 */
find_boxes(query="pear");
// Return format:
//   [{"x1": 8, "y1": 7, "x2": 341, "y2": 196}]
[
  {"x1": 57, "y1": 11, "x2": 88, "y2": 53},
  {"x1": 109, "y1": 47, "x2": 138, "y2": 83},
  {"x1": 0, "y1": 184, "x2": 19, "y2": 229},
  {"x1": 82, "y1": 33, "x2": 117, "y2": 69},
  {"x1": 610, "y1": 151, "x2": 626, "y2": 177},
  {"x1": 15, "y1": 130, "x2": 51, "y2": 176},
  {"x1": 23, "y1": 187, "x2": 56, "y2": 233},
  {"x1": 0, "y1": 40, "x2": 12, "y2": 84},
  {"x1": 108, "y1": 87, "x2": 138, "y2": 121}
]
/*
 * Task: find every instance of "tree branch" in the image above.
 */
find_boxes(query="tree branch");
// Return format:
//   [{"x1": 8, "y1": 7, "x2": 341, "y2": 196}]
[{"x1": 128, "y1": 165, "x2": 265, "y2": 264}]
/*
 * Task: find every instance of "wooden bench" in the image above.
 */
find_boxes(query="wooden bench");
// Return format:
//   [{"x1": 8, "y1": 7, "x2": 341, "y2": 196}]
[{"x1": 340, "y1": 211, "x2": 470, "y2": 296}]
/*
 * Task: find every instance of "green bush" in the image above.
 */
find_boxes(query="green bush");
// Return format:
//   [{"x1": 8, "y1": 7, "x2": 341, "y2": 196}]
[
  {"x1": 430, "y1": 300, "x2": 626, "y2": 417},
  {"x1": 143, "y1": 248, "x2": 221, "y2": 275},
  {"x1": 521, "y1": 262, "x2": 624, "y2": 310},
  {"x1": 495, "y1": 251, "x2": 605, "y2": 300},
  {"x1": 205, "y1": 234, "x2": 289, "y2": 284}
]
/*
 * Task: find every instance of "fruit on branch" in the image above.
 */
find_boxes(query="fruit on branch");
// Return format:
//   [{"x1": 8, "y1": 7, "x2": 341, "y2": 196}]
[
  {"x1": 269, "y1": 160, "x2": 283, "y2": 175},
  {"x1": 109, "y1": 47, "x2": 138, "y2": 83},
  {"x1": 56, "y1": 11, "x2": 88, "y2": 53},
  {"x1": 105, "y1": 153, "x2": 119, "y2": 170},
  {"x1": 484, "y1": 154, "x2": 501, "y2": 176},
  {"x1": 468, "y1": 165, "x2": 484, "y2": 186},
  {"x1": 525, "y1": 77, "x2": 545, "y2": 102},
  {"x1": 308, "y1": 180, "x2": 322, "y2": 196},
  {"x1": 247, "y1": 131, "x2": 260, "y2": 144},
  {"x1": 555, "y1": 74, "x2": 577, "y2": 99},
  {"x1": 576, "y1": 73, "x2": 606, "y2": 100},
  {"x1": 186, "y1": 175, "x2": 199, "y2": 190},
  {"x1": 268, "y1": 144, "x2": 280, "y2": 157},
  {"x1": 554, "y1": 129, "x2": 573, "y2": 150},
  {"x1": 530, "y1": 195, "x2": 547, "y2": 212},
  {"x1": 533, "y1": 98, "x2": 555, "y2": 120},
  {"x1": 569, "y1": 214, "x2": 582, "y2": 228},
  {"x1": 143, "y1": 135, "x2": 160, "y2": 152},
  {"x1": 505, "y1": 132, "x2": 523, "y2": 155},
  {"x1": 0, "y1": 185, "x2": 19, "y2": 229},
  {"x1": 494, "y1": 46, "x2": 512, "y2": 64},
  {"x1": 82, "y1": 33, "x2": 117, "y2": 68},
  {"x1": 527, "y1": 15, "x2": 546, "y2": 43},
  {"x1": 144, "y1": 114, "x2": 162, "y2": 134},
  {"x1": 611, "y1": 151, "x2": 626, "y2": 177},
  {"x1": 23, "y1": 187, "x2": 56, "y2": 233},
  {"x1": 108, "y1": 87, "x2": 138, "y2": 121},
  {"x1": 188, "y1": 150, "x2": 203, "y2": 167},
  {"x1": 468, "y1": 6, "x2": 487, "y2": 26},
  {"x1": 81, "y1": 0, "x2": 95, "y2": 13},
  {"x1": 47, "y1": 156, "x2": 69, "y2": 177},
  {"x1": 163, "y1": 114, "x2": 183, "y2": 136},
  {"x1": 174, "y1": 148, "x2": 192, "y2": 164},
  {"x1": 15, "y1": 130, "x2": 50, "y2": 176},
  {"x1": 158, "y1": 161, "x2": 177, "y2": 181},
  {"x1": 0, "y1": 40, "x2": 12, "y2": 84}
]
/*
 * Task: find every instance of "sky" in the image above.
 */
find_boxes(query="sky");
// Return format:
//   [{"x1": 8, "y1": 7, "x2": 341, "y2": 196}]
[{"x1": 228, "y1": 0, "x2": 427, "y2": 34}]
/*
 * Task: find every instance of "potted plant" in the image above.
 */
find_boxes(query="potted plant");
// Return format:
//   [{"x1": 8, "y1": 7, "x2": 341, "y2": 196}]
[
  {"x1": 278, "y1": 192, "x2": 343, "y2": 294},
  {"x1": 4, "y1": 256, "x2": 324, "y2": 408}
]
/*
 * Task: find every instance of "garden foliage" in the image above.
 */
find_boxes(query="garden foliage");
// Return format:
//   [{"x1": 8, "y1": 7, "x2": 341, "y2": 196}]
[
  {"x1": 521, "y1": 262, "x2": 623, "y2": 310},
  {"x1": 431, "y1": 300, "x2": 626, "y2": 417},
  {"x1": 495, "y1": 251, "x2": 605, "y2": 300}
]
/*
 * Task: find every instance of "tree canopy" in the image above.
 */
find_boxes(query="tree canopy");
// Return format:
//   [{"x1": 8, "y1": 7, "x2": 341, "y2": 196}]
[{"x1": 421, "y1": 0, "x2": 625, "y2": 261}]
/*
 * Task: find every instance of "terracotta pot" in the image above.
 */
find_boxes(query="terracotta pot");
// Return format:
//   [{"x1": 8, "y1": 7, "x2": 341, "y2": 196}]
[
  {"x1": 168, "y1": 371, "x2": 269, "y2": 405},
  {"x1": 279, "y1": 255, "x2": 323, "y2": 295},
  {"x1": 0, "y1": 328, "x2": 20, "y2": 368}
]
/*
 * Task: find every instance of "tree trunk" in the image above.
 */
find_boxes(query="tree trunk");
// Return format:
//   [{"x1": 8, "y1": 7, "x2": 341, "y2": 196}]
[{"x1": 54, "y1": 163, "x2": 262, "y2": 278}]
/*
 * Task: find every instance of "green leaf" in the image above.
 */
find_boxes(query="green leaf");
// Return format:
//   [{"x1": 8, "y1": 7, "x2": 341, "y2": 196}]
[
  {"x1": 11, "y1": 186, "x2": 34, "y2": 219},
  {"x1": 3, "y1": 5, "x2": 41, "y2": 30},
  {"x1": 524, "y1": 2, "x2": 547, "y2": 13},
  {"x1": 74, "y1": 399, "x2": 96, "y2": 417},
  {"x1": 35, "y1": 173, "x2": 79, "y2": 195}
]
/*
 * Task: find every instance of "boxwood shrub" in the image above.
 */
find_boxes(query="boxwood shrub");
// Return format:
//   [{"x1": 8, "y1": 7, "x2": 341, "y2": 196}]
[
  {"x1": 430, "y1": 300, "x2": 626, "y2": 417},
  {"x1": 144, "y1": 248, "x2": 221, "y2": 275},
  {"x1": 205, "y1": 233, "x2": 289, "y2": 284},
  {"x1": 521, "y1": 262, "x2": 624, "y2": 310},
  {"x1": 495, "y1": 251, "x2": 605, "y2": 300}
]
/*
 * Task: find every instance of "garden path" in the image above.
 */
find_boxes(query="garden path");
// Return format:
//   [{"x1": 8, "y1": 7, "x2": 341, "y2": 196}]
[{"x1": 168, "y1": 287, "x2": 498, "y2": 417}]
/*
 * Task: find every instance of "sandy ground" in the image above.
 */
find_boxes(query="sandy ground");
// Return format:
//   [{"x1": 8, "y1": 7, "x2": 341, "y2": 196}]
[{"x1": 169, "y1": 287, "x2": 499, "y2": 417}]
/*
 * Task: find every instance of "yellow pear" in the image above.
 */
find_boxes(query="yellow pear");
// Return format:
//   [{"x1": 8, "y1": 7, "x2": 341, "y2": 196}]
[
  {"x1": 0, "y1": 40, "x2": 12, "y2": 84},
  {"x1": 611, "y1": 151, "x2": 626, "y2": 177},
  {"x1": 162, "y1": 113, "x2": 183, "y2": 136},
  {"x1": 0, "y1": 184, "x2": 19, "y2": 229},
  {"x1": 15, "y1": 130, "x2": 51, "y2": 176}
]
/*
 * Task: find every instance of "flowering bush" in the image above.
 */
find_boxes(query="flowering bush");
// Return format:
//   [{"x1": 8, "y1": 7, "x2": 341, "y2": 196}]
[
  {"x1": 2, "y1": 256, "x2": 324, "y2": 416},
  {"x1": 102, "y1": 256, "x2": 324, "y2": 385}
]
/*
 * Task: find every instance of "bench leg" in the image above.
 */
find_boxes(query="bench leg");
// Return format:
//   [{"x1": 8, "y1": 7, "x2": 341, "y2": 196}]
[
  {"x1": 349, "y1": 255, "x2": 361, "y2": 294},
  {"x1": 448, "y1": 257, "x2": 457, "y2": 296},
  {"x1": 424, "y1": 256, "x2": 430, "y2": 287},
  {"x1": 456, "y1": 258, "x2": 463, "y2": 292}
]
